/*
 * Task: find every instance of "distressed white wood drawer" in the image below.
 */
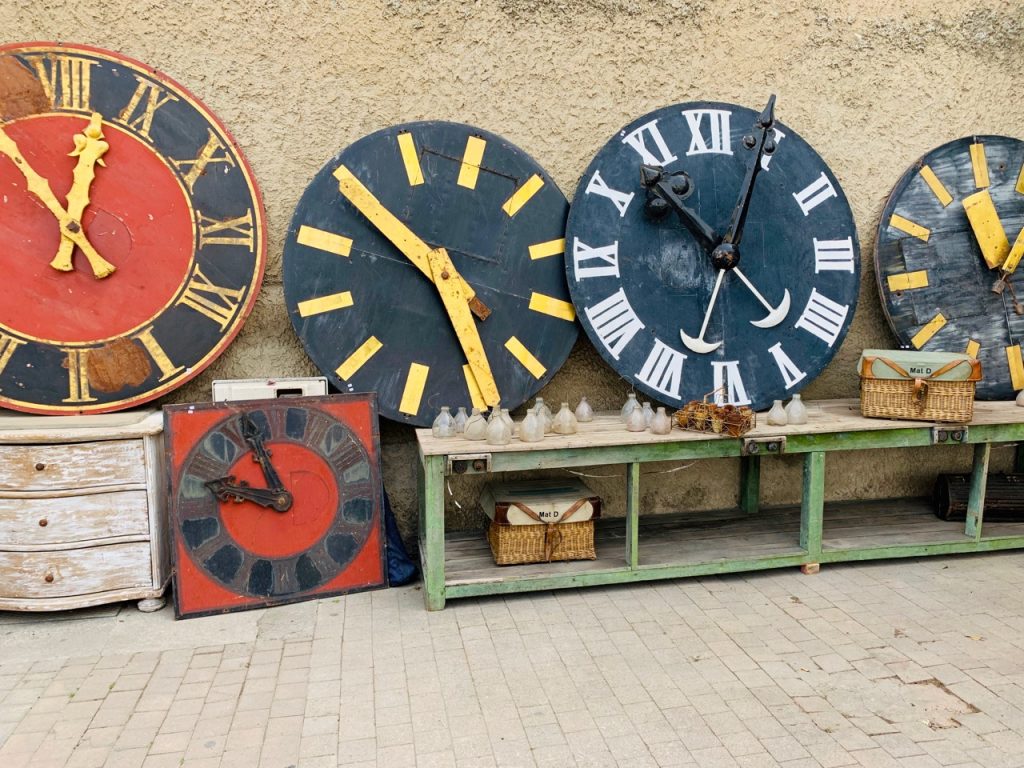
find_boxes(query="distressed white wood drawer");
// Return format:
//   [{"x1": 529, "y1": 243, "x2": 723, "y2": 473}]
[
  {"x1": 0, "y1": 542, "x2": 152, "y2": 599},
  {"x1": 0, "y1": 490, "x2": 150, "y2": 548},
  {"x1": 0, "y1": 440, "x2": 146, "y2": 492}
]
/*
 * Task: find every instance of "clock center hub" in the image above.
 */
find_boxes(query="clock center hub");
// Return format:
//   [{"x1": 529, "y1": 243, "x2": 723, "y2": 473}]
[{"x1": 711, "y1": 241, "x2": 740, "y2": 271}]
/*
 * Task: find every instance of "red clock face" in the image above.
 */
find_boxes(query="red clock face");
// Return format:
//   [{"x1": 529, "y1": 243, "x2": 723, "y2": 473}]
[{"x1": 0, "y1": 43, "x2": 266, "y2": 413}]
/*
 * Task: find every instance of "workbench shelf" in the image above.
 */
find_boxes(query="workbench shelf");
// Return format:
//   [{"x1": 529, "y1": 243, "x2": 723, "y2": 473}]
[{"x1": 415, "y1": 399, "x2": 1024, "y2": 610}]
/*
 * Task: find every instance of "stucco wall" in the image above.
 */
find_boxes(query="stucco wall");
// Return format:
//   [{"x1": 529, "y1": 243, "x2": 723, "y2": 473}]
[{"x1": 8, "y1": 0, "x2": 1024, "y2": 539}]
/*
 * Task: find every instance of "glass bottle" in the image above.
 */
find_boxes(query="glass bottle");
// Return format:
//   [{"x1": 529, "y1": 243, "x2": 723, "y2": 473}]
[
  {"x1": 650, "y1": 406, "x2": 673, "y2": 435},
  {"x1": 767, "y1": 399, "x2": 788, "y2": 426},
  {"x1": 620, "y1": 392, "x2": 639, "y2": 423},
  {"x1": 642, "y1": 401, "x2": 654, "y2": 427},
  {"x1": 500, "y1": 408, "x2": 515, "y2": 437},
  {"x1": 1017, "y1": 390, "x2": 1024, "y2": 407},
  {"x1": 454, "y1": 406, "x2": 469, "y2": 434},
  {"x1": 464, "y1": 408, "x2": 487, "y2": 440},
  {"x1": 519, "y1": 408, "x2": 543, "y2": 442},
  {"x1": 431, "y1": 406, "x2": 456, "y2": 438},
  {"x1": 553, "y1": 402, "x2": 578, "y2": 435},
  {"x1": 574, "y1": 396, "x2": 594, "y2": 423},
  {"x1": 534, "y1": 397, "x2": 553, "y2": 433},
  {"x1": 785, "y1": 394, "x2": 808, "y2": 425},
  {"x1": 485, "y1": 410, "x2": 512, "y2": 445},
  {"x1": 626, "y1": 403, "x2": 647, "y2": 432}
]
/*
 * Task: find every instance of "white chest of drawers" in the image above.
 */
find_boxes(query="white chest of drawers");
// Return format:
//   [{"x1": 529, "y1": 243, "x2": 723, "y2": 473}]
[{"x1": 0, "y1": 410, "x2": 168, "y2": 612}]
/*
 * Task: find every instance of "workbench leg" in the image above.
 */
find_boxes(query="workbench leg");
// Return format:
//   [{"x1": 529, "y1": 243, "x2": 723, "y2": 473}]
[
  {"x1": 625, "y1": 462, "x2": 640, "y2": 569},
  {"x1": 419, "y1": 455, "x2": 446, "y2": 610},
  {"x1": 965, "y1": 442, "x2": 991, "y2": 540},
  {"x1": 740, "y1": 455, "x2": 761, "y2": 514},
  {"x1": 800, "y1": 451, "x2": 825, "y2": 572},
  {"x1": 1015, "y1": 442, "x2": 1024, "y2": 473}
]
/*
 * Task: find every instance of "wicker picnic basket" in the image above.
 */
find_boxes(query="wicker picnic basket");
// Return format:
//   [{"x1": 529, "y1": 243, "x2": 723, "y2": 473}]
[
  {"x1": 481, "y1": 479, "x2": 600, "y2": 566},
  {"x1": 859, "y1": 350, "x2": 981, "y2": 423}
]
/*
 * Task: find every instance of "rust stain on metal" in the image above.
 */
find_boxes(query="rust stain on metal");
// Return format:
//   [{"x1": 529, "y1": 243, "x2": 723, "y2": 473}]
[
  {"x1": 87, "y1": 338, "x2": 153, "y2": 393},
  {"x1": 0, "y1": 57, "x2": 48, "y2": 122}
]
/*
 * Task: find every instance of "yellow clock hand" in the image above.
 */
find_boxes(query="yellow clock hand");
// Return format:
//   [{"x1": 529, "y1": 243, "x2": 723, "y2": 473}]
[
  {"x1": 333, "y1": 165, "x2": 490, "y2": 319},
  {"x1": 425, "y1": 246, "x2": 500, "y2": 407},
  {"x1": 50, "y1": 113, "x2": 110, "y2": 274},
  {"x1": 963, "y1": 189, "x2": 1010, "y2": 270},
  {"x1": 0, "y1": 125, "x2": 115, "y2": 278}
]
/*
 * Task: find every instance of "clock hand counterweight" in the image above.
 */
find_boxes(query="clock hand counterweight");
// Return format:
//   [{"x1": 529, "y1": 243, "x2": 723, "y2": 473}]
[
  {"x1": 334, "y1": 165, "x2": 490, "y2": 320},
  {"x1": 0, "y1": 117, "x2": 115, "y2": 278},
  {"x1": 641, "y1": 166, "x2": 718, "y2": 252}
]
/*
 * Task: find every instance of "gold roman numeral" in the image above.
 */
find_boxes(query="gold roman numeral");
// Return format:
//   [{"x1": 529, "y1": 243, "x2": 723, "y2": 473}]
[
  {"x1": 61, "y1": 348, "x2": 97, "y2": 403},
  {"x1": 28, "y1": 54, "x2": 94, "y2": 111},
  {"x1": 116, "y1": 76, "x2": 178, "y2": 140},
  {"x1": 171, "y1": 129, "x2": 236, "y2": 193},
  {"x1": 176, "y1": 266, "x2": 246, "y2": 331},
  {"x1": 0, "y1": 333, "x2": 25, "y2": 376},
  {"x1": 133, "y1": 326, "x2": 184, "y2": 381},
  {"x1": 197, "y1": 209, "x2": 255, "y2": 252}
]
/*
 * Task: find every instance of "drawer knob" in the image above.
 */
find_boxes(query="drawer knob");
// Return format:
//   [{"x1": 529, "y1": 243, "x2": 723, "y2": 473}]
[
  {"x1": 44, "y1": 572, "x2": 54, "y2": 583},
  {"x1": 38, "y1": 518, "x2": 48, "y2": 527},
  {"x1": 34, "y1": 462, "x2": 46, "y2": 471}
]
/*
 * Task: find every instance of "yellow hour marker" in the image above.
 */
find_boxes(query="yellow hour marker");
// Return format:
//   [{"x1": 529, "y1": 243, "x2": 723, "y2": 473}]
[
  {"x1": 1016, "y1": 161, "x2": 1024, "y2": 195},
  {"x1": 970, "y1": 142, "x2": 990, "y2": 189},
  {"x1": 919, "y1": 165, "x2": 952, "y2": 207},
  {"x1": 397, "y1": 132, "x2": 424, "y2": 186},
  {"x1": 462, "y1": 364, "x2": 485, "y2": 410},
  {"x1": 528, "y1": 238, "x2": 565, "y2": 260},
  {"x1": 886, "y1": 270, "x2": 929, "y2": 292},
  {"x1": 966, "y1": 340, "x2": 980, "y2": 358},
  {"x1": 1008, "y1": 345, "x2": 1024, "y2": 390},
  {"x1": 911, "y1": 313, "x2": 946, "y2": 349},
  {"x1": 399, "y1": 362, "x2": 429, "y2": 415},
  {"x1": 502, "y1": 174, "x2": 544, "y2": 217},
  {"x1": 528, "y1": 292, "x2": 576, "y2": 321},
  {"x1": 505, "y1": 336, "x2": 546, "y2": 379},
  {"x1": 297, "y1": 225, "x2": 352, "y2": 257},
  {"x1": 297, "y1": 291, "x2": 353, "y2": 318},
  {"x1": 336, "y1": 336, "x2": 382, "y2": 380},
  {"x1": 457, "y1": 136, "x2": 486, "y2": 189},
  {"x1": 889, "y1": 214, "x2": 930, "y2": 242}
]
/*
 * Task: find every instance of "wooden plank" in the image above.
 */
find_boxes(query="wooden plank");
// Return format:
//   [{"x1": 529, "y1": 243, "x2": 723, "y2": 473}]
[
  {"x1": 0, "y1": 490, "x2": 149, "y2": 549},
  {"x1": 0, "y1": 542, "x2": 151, "y2": 599},
  {"x1": 0, "y1": 410, "x2": 162, "y2": 443},
  {"x1": 801, "y1": 452, "x2": 825, "y2": 557},
  {"x1": 0, "y1": 440, "x2": 145, "y2": 491},
  {"x1": 626, "y1": 462, "x2": 639, "y2": 569},
  {"x1": 965, "y1": 442, "x2": 991, "y2": 539},
  {"x1": 421, "y1": 454, "x2": 446, "y2": 610}
]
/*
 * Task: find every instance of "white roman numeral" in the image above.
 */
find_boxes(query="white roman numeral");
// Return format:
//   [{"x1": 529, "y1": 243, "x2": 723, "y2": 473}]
[
  {"x1": 585, "y1": 170, "x2": 635, "y2": 217},
  {"x1": 621, "y1": 119, "x2": 678, "y2": 167},
  {"x1": 585, "y1": 288, "x2": 645, "y2": 360},
  {"x1": 712, "y1": 361, "x2": 751, "y2": 406},
  {"x1": 573, "y1": 238, "x2": 620, "y2": 280},
  {"x1": 793, "y1": 172, "x2": 838, "y2": 216},
  {"x1": 636, "y1": 338, "x2": 686, "y2": 399},
  {"x1": 761, "y1": 126, "x2": 785, "y2": 171},
  {"x1": 794, "y1": 288, "x2": 849, "y2": 347},
  {"x1": 682, "y1": 109, "x2": 732, "y2": 156},
  {"x1": 813, "y1": 237, "x2": 855, "y2": 273},
  {"x1": 767, "y1": 342, "x2": 807, "y2": 389}
]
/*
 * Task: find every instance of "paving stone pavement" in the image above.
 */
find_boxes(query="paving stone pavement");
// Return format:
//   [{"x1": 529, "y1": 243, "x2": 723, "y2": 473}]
[{"x1": 3, "y1": 553, "x2": 1024, "y2": 767}]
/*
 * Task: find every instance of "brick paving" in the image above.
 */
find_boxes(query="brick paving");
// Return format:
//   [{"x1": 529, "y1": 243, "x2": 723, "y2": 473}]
[{"x1": 2, "y1": 553, "x2": 1024, "y2": 767}]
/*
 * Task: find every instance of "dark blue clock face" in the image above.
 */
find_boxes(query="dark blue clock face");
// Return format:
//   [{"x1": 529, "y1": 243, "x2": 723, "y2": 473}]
[
  {"x1": 284, "y1": 121, "x2": 577, "y2": 427},
  {"x1": 565, "y1": 101, "x2": 860, "y2": 412},
  {"x1": 875, "y1": 136, "x2": 1024, "y2": 400}
]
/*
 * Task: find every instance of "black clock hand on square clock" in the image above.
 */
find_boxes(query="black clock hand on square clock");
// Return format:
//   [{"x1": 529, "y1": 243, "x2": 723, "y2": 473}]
[{"x1": 204, "y1": 413, "x2": 293, "y2": 513}]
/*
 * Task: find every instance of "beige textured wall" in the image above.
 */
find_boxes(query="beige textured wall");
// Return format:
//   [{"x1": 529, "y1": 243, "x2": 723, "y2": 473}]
[{"x1": 9, "y1": 0, "x2": 1024, "y2": 538}]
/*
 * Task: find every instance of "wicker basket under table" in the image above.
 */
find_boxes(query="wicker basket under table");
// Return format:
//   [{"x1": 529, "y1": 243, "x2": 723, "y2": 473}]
[{"x1": 487, "y1": 519, "x2": 596, "y2": 566}]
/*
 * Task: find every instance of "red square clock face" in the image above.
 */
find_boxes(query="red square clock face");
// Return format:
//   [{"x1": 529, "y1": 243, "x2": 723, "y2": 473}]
[{"x1": 164, "y1": 394, "x2": 386, "y2": 619}]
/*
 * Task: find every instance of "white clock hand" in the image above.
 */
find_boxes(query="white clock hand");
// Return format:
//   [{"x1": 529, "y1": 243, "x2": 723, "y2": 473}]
[{"x1": 681, "y1": 269, "x2": 725, "y2": 354}]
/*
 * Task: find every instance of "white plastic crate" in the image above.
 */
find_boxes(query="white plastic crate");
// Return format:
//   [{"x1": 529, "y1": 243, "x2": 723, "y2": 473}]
[{"x1": 211, "y1": 377, "x2": 328, "y2": 402}]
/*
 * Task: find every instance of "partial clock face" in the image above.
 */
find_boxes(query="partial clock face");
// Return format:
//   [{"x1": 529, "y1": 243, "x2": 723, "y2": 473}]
[
  {"x1": 0, "y1": 43, "x2": 265, "y2": 414},
  {"x1": 165, "y1": 395, "x2": 385, "y2": 619},
  {"x1": 565, "y1": 100, "x2": 860, "y2": 411},
  {"x1": 875, "y1": 135, "x2": 1024, "y2": 399},
  {"x1": 283, "y1": 121, "x2": 578, "y2": 427}
]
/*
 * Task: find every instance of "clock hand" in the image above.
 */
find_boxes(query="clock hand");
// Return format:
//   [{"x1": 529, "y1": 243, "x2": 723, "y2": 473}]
[
  {"x1": 50, "y1": 113, "x2": 110, "y2": 274},
  {"x1": 0, "y1": 124, "x2": 115, "y2": 278},
  {"x1": 640, "y1": 165, "x2": 719, "y2": 252},
  {"x1": 205, "y1": 476, "x2": 293, "y2": 513},
  {"x1": 239, "y1": 414, "x2": 287, "y2": 493},
  {"x1": 681, "y1": 268, "x2": 726, "y2": 354},
  {"x1": 425, "y1": 246, "x2": 501, "y2": 407},
  {"x1": 334, "y1": 165, "x2": 490, "y2": 320},
  {"x1": 732, "y1": 267, "x2": 791, "y2": 328},
  {"x1": 963, "y1": 189, "x2": 1010, "y2": 270}
]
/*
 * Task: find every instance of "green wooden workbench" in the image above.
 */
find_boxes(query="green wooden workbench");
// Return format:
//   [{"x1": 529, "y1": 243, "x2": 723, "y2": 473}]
[{"x1": 415, "y1": 398, "x2": 1024, "y2": 610}]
